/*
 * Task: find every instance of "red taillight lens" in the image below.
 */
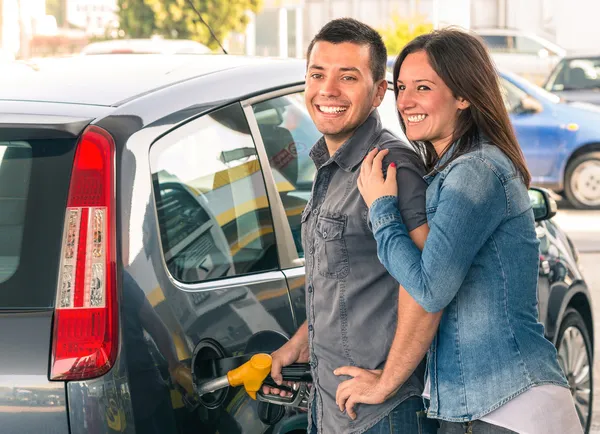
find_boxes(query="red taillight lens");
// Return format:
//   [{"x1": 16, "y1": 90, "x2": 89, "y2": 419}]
[{"x1": 51, "y1": 126, "x2": 117, "y2": 381}]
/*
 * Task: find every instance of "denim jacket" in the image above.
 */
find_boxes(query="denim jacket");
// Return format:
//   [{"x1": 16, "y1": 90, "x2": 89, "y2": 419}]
[{"x1": 369, "y1": 142, "x2": 568, "y2": 422}]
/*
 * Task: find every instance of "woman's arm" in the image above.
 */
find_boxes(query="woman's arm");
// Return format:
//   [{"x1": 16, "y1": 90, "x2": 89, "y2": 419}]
[{"x1": 369, "y1": 156, "x2": 508, "y2": 313}]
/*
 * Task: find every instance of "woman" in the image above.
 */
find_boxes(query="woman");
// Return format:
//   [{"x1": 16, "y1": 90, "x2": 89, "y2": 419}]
[{"x1": 357, "y1": 29, "x2": 581, "y2": 433}]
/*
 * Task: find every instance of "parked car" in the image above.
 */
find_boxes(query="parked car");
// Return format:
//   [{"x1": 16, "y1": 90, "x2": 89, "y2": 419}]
[
  {"x1": 544, "y1": 54, "x2": 600, "y2": 105},
  {"x1": 80, "y1": 37, "x2": 212, "y2": 55},
  {"x1": 500, "y1": 70, "x2": 600, "y2": 209},
  {"x1": 475, "y1": 28, "x2": 566, "y2": 85},
  {"x1": 0, "y1": 54, "x2": 593, "y2": 433}
]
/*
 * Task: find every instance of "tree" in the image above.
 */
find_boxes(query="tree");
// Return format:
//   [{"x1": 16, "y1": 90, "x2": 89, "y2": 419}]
[
  {"x1": 117, "y1": 0, "x2": 263, "y2": 50},
  {"x1": 379, "y1": 14, "x2": 433, "y2": 57},
  {"x1": 117, "y1": 0, "x2": 158, "y2": 38}
]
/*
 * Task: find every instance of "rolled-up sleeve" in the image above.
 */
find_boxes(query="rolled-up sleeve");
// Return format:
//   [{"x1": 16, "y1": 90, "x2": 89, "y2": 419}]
[
  {"x1": 383, "y1": 147, "x2": 428, "y2": 232},
  {"x1": 369, "y1": 157, "x2": 508, "y2": 313}
]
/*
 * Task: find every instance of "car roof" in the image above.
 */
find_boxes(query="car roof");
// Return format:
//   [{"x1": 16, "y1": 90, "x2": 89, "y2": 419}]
[
  {"x1": 0, "y1": 54, "x2": 300, "y2": 107},
  {"x1": 81, "y1": 38, "x2": 212, "y2": 55}
]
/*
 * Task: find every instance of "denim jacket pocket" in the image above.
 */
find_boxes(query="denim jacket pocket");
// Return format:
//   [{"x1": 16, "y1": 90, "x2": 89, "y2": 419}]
[{"x1": 315, "y1": 215, "x2": 349, "y2": 279}]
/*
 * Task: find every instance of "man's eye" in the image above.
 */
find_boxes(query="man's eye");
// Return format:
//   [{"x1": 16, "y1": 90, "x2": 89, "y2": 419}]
[
  {"x1": 342, "y1": 76, "x2": 357, "y2": 81},
  {"x1": 310, "y1": 73, "x2": 323, "y2": 79}
]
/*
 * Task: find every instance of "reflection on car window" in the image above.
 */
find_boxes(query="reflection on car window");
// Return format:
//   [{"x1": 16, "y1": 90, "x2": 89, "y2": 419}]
[
  {"x1": 253, "y1": 93, "x2": 320, "y2": 258},
  {"x1": 0, "y1": 142, "x2": 31, "y2": 284},
  {"x1": 150, "y1": 103, "x2": 278, "y2": 283},
  {"x1": 514, "y1": 36, "x2": 545, "y2": 55}
]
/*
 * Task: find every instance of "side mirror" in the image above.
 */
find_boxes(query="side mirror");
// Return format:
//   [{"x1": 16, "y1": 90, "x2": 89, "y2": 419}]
[
  {"x1": 520, "y1": 95, "x2": 544, "y2": 114},
  {"x1": 529, "y1": 188, "x2": 557, "y2": 222}
]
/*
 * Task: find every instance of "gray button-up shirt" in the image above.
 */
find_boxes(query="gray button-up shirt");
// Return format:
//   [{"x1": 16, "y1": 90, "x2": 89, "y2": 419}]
[{"x1": 302, "y1": 111, "x2": 428, "y2": 433}]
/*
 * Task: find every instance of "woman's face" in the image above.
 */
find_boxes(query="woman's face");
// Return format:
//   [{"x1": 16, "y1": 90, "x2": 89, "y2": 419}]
[{"x1": 396, "y1": 51, "x2": 470, "y2": 154}]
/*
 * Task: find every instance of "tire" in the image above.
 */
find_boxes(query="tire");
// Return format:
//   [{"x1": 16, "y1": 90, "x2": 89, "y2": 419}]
[
  {"x1": 564, "y1": 151, "x2": 600, "y2": 209},
  {"x1": 556, "y1": 308, "x2": 594, "y2": 433}
]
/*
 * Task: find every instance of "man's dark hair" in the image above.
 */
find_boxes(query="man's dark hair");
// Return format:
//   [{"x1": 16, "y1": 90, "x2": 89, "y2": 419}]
[{"x1": 306, "y1": 18, "x2": 387, "y2": 82}]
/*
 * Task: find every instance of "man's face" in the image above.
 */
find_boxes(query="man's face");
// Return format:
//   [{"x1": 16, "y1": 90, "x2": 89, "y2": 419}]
[{"x1": 305, "y1": 41, "x2": 386, "y2": 149}]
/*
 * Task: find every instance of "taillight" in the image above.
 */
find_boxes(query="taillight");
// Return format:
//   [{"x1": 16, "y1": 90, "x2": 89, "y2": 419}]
[{"x1": 51, "y1": 126, "x2": 117, "y2": 381}]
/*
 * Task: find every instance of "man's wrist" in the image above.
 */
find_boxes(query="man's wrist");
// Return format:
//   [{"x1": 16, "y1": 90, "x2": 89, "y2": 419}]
[{"x1": 377, "y1": 371, "x2": 403, "y2": 399}]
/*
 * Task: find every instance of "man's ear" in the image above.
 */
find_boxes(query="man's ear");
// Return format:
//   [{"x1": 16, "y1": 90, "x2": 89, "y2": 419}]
[{"x1": 373, "y1": 79, "x2": 388, "y2": 108}]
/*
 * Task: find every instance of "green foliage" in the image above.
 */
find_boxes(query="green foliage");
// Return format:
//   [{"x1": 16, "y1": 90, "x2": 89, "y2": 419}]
[
  {"x1": 379, "y1": 14, "x2": 433, "y2": 57},
  {"x1": 116, "y1": 0, "x2": 263, "y2": 49}
]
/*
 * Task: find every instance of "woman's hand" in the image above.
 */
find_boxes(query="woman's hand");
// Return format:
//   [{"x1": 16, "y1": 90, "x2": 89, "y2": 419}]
[{"x1": 357, "y1": 148, "x2": 398, "y2": 208}]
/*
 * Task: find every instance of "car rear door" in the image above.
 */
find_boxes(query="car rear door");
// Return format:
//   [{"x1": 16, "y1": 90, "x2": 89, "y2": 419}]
[
  {"x1": 122, "y1": 101, "x2": 300, "y2": 434},
  {"x1": 0, "y1": 107, "x2": 94, "y2": 434}
]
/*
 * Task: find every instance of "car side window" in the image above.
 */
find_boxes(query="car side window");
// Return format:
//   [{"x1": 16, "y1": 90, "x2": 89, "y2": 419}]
[
  {"x1": 500, "y1": 78, "x2": 527, "y2": 113},
  {"x1": 150, "y1": 103, "x2": 278, "y2": 283},
  {"x1": 514, "y1": 36, "x2": 545, "y2": 55},
  {"x1": 252, "y1": 92, "x2": 320, "y2": 258},
  {"x1": 481, "y1": 35, "x2": 509, "y2": 52}
]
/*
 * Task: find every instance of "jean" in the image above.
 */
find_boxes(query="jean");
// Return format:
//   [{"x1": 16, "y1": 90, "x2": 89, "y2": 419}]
[
  {"x1": 438, "y1": 420, "x2": 517, "y2": 434},
  {"x1": 309, "y1": 397, "x2": 439, "y2": 434}
]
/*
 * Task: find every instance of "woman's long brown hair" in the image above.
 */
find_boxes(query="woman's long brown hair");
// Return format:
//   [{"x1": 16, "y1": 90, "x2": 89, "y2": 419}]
[{"x1": 392, "y1": 28, "x2": 531, "y2": 186}]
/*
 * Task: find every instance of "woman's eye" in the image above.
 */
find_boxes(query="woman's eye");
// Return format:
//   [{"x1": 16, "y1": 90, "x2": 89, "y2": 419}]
[
  {"x1": 397, "y1": 84, "x2": 406, "y2": 91},
  {"x1": 417, "y1": 85, "x2": 431, "y2": 91}
]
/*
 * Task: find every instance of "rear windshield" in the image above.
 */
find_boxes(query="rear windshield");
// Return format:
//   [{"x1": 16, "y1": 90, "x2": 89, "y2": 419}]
[{"x1": 0, "y1": 138, "x2": 76, "y2": 308}]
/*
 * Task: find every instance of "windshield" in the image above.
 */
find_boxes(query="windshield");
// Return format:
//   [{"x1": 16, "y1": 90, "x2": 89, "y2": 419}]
[
  {"x1": 503, "y1": 71, "x2": 561, "y2": 104},
  {"x1": 549, "y1": 58, "x2": 600, "y2": 91}
]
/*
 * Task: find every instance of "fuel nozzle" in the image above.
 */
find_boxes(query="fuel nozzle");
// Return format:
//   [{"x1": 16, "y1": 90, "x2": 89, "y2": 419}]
[
  {"x1": 227, "y1": 353, "x2": 272, "y2": 399},
  {"x1": 196, "y1": 353, "x2": 273, "y2": 400}
]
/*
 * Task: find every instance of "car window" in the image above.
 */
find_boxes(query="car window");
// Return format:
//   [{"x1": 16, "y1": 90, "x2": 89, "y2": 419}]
[
  {"x1": 150, "y1": 103, "x2": 278, "y2": 283},
  {"x1": 0, "y1": 142, "x2": 31, "y2": 284},
  {"x1": 500, "y1": 77, "x2": 528, "y2": 113},
  {"x1": 557, "y1": 58, "x2": 600, "y2": 91},
  {"x1": 481, "y1": 35, "x2": 509, "y2": 52},
  {"x1": 252, "y1": 87, "x2": 407, "y2": 259},
  {"x1": 252, "y1": 92, "x2": 320, "y2": 258},
  {"x1": 514, "y1": 36, "x2": 545, "y2": 55}
]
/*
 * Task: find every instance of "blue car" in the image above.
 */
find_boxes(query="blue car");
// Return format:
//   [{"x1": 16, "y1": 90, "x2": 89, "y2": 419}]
[
  {"x1": 501, "y1": 70, "x2": 600, "y2": 209},
  {"x1": 387, "y1": 57, "x2": 600, "y2": 209}
]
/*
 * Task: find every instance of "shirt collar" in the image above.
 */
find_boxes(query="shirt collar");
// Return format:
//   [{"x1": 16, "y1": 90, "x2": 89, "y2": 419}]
[{"x1": 309, "y1": 110, "x2": 383, "y2": 172}]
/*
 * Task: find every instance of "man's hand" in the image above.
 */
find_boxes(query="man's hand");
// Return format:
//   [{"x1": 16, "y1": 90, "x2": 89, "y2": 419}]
[
  {"x1": 334, "y1": 366, "x2": 397, "y2": 420},
  {"x1": 262, "y1": 338, "x2": 309, "y2": 397},
  {"x1": 357, "y1": 148, "x2": 398, "y2": 208}
]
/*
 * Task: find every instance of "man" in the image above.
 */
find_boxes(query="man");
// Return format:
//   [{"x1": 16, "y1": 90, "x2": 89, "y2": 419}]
[{"x1": 264, "y1": 19, "x2": 440, "y2": 433}]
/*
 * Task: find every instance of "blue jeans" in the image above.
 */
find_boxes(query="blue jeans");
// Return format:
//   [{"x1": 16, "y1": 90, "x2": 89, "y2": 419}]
[{"x1": 309, "y1": 396, "x2": 439, "y2": 434}]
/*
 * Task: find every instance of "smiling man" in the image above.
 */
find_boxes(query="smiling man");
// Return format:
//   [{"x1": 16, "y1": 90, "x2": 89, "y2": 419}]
[{"x1": 263, "y1": 19, "x2": 437, "y2": 434}]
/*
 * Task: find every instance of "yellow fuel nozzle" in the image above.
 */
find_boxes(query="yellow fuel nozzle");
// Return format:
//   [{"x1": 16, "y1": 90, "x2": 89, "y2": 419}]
[{"x1": 227, "y1": 353, "x2": 272, "y2": 399}]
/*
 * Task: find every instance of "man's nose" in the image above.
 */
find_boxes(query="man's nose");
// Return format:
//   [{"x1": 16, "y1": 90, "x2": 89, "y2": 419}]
[{"x1": 319, "y1": 76, "x2": 341, "y2": 97}]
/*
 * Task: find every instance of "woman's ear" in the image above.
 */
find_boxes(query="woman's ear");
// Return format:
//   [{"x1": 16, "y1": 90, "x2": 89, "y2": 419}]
[{"x1": 457, "y1": 97, "x2": 471, "y2": 110}]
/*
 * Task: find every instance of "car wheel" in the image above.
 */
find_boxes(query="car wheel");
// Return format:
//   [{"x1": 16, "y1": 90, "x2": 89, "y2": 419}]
[
  {"x1": 565, "y1": 151, "x2": 600, "y2": 209},
  {"x1": 556, "y1": 308, "x2": 593, "y2": 432}
]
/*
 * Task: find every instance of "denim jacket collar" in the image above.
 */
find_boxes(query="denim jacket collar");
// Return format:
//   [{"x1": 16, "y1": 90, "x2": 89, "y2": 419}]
[{"x1": 309, "y1": 110, "x2": 382, "y2": 172}]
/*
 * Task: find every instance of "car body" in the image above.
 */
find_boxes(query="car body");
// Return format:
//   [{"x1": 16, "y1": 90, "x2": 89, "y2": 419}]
[
  {"x1": 80, "y1": 38, "x2": 212, "y2": 55},
  {"x1": 544, "y1": 54, "x2": 600, "y2": 105},
  {"x1": 475, "y1": 28, "x2": 566, "y2": 85},
  {"x1": 0, "y1": 54, "x2": 593, "y2": 433}
]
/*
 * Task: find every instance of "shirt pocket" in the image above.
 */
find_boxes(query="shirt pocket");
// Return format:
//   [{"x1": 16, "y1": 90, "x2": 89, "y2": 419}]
[{"x1": 315, "y1": 214, "x2": 349, "y2": 280}]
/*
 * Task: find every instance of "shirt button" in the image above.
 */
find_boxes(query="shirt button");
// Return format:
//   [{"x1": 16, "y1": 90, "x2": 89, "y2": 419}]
[
  {"x1": 308, "y1": 325, "x2": 313, "y2": 332},
  {"x1": 309, "y1": 247, "x2": 314, "y2": 254},
  {"x1": 308, "y1": 285, "x2": 313, "y2": 293},
  {"x1": 322, "y1": 232, "x2": 327, "y2": 239},
  {"x1": 312, "y1": 208, "x2": 319, "y2": 215}
]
